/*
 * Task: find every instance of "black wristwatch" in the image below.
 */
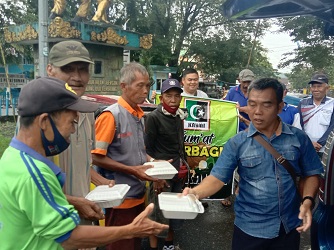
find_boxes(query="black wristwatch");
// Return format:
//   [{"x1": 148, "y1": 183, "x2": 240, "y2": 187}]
[{"x1": 301, "y1": 196, "x2": 315, "y2": 210}]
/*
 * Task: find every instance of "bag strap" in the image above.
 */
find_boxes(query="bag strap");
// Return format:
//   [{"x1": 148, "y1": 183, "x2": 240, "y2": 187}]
[{"x1": 253, "y1": 134, "x2": 297, "y2": 183}]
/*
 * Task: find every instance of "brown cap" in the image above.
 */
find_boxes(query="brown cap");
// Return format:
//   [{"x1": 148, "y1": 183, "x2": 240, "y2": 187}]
[{"x1": 49, "y1": 40, "x2": 93, "y2": 67}]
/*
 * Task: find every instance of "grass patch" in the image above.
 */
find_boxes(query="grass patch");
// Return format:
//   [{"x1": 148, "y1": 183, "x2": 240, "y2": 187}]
[
  {"x1": 0, "y1": 120, "x2": 16, "y2": 157},
  {"x1": 0, "y1": 134, "x2": 11, "y2": 157}
]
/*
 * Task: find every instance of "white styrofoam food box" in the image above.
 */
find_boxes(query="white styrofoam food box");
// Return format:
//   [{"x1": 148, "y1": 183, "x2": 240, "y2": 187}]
[
  {"x1": 144, "y1": 161, "x2": 178, "y2": 179},
  {"x1": 158, "y1": 192, "x2": 204, "y2": 219},
  {"x1": 85, "y1": 184, "x2": 130, "y2": 208}
]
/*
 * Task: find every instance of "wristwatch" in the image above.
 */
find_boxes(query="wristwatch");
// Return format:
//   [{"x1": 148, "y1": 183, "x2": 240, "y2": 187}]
[
  {"x1": 302, "y1": 196, "x2": 315, "y2": 210},
  {"x1": 149, "y1": 157, "x2": 155, "y2": 162}
]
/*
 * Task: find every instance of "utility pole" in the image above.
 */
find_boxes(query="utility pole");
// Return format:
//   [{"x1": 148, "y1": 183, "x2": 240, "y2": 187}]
[{"x1": 38, "y1": 0, "x2": 48, "y2": 77}]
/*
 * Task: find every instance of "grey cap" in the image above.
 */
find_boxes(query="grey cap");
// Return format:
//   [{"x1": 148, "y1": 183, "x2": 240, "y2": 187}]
[
  {"x1": 18, "y1": 77, "x2": 98, "y2": 116},
  {"x1": 49, "y1": 40, "x2": 93, "y2": 67},
  {"x1": 239, "y1": 69, "x2": 255, "y2": 82},
  {"x1": 308, "y1": 73, "x2": 329, "y2": 84}
]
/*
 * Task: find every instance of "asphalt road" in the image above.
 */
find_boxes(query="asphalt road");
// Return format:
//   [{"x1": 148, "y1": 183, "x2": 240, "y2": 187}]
[{"x1": 141, "y1": 197, "x2": 312, "y2": 250}]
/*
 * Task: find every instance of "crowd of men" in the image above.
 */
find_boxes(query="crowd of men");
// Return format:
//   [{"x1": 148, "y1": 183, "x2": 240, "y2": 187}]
[{"x1": 0, "y1": 40, "x2": 331, "y2": 250}]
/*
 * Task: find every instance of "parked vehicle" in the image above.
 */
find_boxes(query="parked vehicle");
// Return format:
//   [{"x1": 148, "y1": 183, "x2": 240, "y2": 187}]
[
  {"x1": 199, "y1": 82, "x2": 222, "y2": 99},
  {"x1": 284, "y1": 93, "x2": 308, "y2": 107}
]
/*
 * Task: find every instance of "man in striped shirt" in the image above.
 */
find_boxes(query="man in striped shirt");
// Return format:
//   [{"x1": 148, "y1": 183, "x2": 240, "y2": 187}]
[{"x1": 298, "y1": 73, "x2": 334, "y2": 157}]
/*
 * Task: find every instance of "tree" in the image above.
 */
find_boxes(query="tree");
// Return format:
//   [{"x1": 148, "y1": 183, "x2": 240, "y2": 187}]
[
  {"x1": 123, "y1": 0, "x2": 275, "y2": 81},
  {"x1": 276, "y1": 16, "x2": 334, "y2": 89},
  {"x1": 0, "y1": 0, "x2": 275, "y2": 83},
  {"x1": 186, "y1": 20, "x2": 275, "y2": 83}
]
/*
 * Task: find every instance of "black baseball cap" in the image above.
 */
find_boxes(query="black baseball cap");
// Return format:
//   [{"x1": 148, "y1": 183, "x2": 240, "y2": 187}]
[
  {"x1": 161, "y1": 79, "x2": 183, "y2": 93},
  {"x1": 308, "y1": 73, "x2": 329, "y2": 84},
  {"x1": 18, "y1": 77, "x2": 98, "y2": 116}
]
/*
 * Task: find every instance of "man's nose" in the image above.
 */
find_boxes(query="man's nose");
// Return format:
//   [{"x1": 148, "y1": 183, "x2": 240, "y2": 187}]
[{"x1": 71, "y1": 69, "x2": 81, "y2": 80}]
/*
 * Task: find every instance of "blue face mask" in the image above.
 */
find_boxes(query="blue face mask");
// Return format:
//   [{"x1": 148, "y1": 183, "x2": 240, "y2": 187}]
[{"x1": 41, "y1": 116, "x2": 70, "y2": 156}]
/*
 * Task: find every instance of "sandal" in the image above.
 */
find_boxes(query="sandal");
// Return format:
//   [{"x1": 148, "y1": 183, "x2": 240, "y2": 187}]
[{"x1": 221, "y1": 199, "x2": 232, "y2": 207}]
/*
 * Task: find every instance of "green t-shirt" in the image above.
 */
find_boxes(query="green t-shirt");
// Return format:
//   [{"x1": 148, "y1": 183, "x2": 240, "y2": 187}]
[{"x1": 0, "y1": 139, "x2": 80, "y2": 250}]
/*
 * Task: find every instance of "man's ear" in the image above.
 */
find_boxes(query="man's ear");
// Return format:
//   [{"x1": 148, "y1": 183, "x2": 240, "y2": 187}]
[
  {"x1": 38, "y1": 113, "x2": 50, "y2": 130},
  {"x1": 120, "y1": 82, "x2": 127, "y2": 91},
  {"x1": 159, "y1": 95, "x2": 163, "y2": 103},
  {"x1": 46, "y1": 64, "x2": 53, "y2": 76}
]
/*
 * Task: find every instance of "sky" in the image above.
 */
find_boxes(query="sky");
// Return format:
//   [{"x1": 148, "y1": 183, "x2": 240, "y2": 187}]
[{"x1": 260, "y1": 24, "x2": 297, "y2": 73}]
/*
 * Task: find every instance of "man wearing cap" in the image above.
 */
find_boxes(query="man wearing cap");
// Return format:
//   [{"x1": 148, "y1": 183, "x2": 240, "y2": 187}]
[
  {"x1": 0, "y1": 77, "x2": 168, "y2": 250},
  {"x1": 46, "y1": 40, "x2": 113, "y2": 224},
  {"x1": 225, "y1": 69, "x2": 255, "y2": 131},
  {"x1": 92, "y1": 62, "x2": 165, "y2": 250},
  {"x1": 145, "y1": 79, "x2": 187, "y2": 250},
  {"x1": 298, "y1": 73, "x2": 334, "y2": 156}
]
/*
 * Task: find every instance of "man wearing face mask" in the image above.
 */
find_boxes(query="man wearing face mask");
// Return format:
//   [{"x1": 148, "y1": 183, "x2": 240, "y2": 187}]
[
  {"x1": 13, "y1": 40, "x2": 112, "y2": 229},
  {"x1": 145, "y1": 79, "x2": 187, "y2": 250},
  {"x1": 0, "y1": 77, "x2": 169, "y2": 250}
]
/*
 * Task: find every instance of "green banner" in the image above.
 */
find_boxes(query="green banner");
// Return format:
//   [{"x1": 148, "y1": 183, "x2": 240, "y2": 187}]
[{"x1": 156, "y1": 95, "x2": 238, "y2": 199}]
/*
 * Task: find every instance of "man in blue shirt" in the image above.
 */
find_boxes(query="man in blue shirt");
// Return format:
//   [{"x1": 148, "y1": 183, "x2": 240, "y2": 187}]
[
  {"x1": 184, "y1": 78, "x2": 323, "y2": 250},
  {"x1": 279, "y1": 82, "x2": 301, "y2": 128},
  {"x1": 225, "y1": 69, "x2": 255, "y2": 131}
]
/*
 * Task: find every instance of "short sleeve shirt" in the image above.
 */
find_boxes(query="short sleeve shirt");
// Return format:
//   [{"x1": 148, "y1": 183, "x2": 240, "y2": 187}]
[
  {"x1": 210, "y1": 122, "x2": 323, "y2": 238},
  {"x1": 0, "y1": 138, "x2": 80, "y2": 250}
]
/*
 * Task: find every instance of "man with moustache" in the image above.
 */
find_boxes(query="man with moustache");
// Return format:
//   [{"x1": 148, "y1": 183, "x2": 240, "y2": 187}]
[
  {"x1": 46, "y1": 40, "x2": 113, "y2": 224},
  {"x1": 225, "y1": 69, "x2": 255, "y2": 131}
]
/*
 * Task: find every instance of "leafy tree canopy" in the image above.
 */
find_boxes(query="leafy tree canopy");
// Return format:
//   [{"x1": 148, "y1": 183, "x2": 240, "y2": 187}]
[{"x1": 276, "y1": 16, "x2": 334, "y2": 89}]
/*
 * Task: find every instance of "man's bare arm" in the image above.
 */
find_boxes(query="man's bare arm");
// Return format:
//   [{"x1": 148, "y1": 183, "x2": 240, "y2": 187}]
[
  {"x1": 92, "y1": 153, "x2": 157, "y2": 181},
  {"x1": 61, "y1": 204, "x2": 168, "y2": 249}
]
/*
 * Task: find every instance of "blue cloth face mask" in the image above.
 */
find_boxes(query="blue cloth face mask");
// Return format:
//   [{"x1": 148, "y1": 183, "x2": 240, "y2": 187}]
[{"x1": 40, "y1": 115, "x2": 70, "y2": 156}]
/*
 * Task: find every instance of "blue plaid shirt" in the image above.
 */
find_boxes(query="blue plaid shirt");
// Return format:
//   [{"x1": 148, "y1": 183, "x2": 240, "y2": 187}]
[{"x1": 211, "y1": 121, "x2": 323, "y2": 238}]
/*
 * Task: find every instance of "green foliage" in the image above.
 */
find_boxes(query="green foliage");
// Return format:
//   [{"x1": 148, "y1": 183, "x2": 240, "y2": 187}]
[
  {"x1": 0, "y1": 0, "x2": 275, "y2": 84},
  {"x1": 186, "y1": 20, "x2": 274, "y2": 83},
  {"x1": 276, "y1": 16, "x2": 334, "y2": 89}
]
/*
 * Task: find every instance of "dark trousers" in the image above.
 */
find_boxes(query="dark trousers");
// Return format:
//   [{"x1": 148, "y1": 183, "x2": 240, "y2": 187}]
[
  {"x1": 105, "y1": 203, "x2": 144, "y2": 250},
  {"x1": 232, "y1": 224, "x2": 300, "y2": 250}
]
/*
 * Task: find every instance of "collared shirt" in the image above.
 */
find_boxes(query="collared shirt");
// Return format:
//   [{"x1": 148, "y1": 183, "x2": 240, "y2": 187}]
[
  {"x1": 224, "y1": 85, "x2": 248, "y2": 131},
  {"x1": 92, "y1": 96, "x2": 144, "y2": 156},
  {"x1": 279, "y1": 102, "x2": 301, "y2": 129},
  {"x1": 298, "y1": 96, "x2": 334, "y2": 151},
  {"x1": 210, "y1": 122, "x2": 323, "y2": 239},
  {"x1": 92, "y1": 96, "x2": 145, "y2": 208},
  {"x1": 0, "y1": 138, "x2": 79, "y2": 249},
  {"x1": 181, "y1": 88, "x2": 208, "y2": 98}
]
